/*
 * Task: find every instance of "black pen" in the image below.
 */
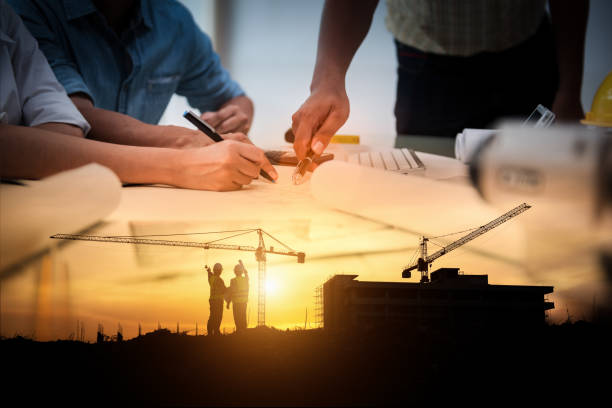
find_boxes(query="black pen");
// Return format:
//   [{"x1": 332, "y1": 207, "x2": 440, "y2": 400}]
[{"x1": 183, "y1": 110, "x2": 275, "y2": 183}]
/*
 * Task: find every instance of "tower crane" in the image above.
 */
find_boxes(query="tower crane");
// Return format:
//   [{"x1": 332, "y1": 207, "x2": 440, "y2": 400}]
[
  {"x1": 51, "y1": 228, "x2": 305, "y2": 327},
  {"x1": 402, "y1": 203, "x2": 531, "y2": 283}
]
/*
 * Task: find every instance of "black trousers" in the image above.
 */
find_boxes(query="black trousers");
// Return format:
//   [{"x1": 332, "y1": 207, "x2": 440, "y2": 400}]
[
  {"x1": 207, "y1": 299, "x2": 223, "y2": 335},
  {"x1": 394, "y1": 18, "x2": 559, "y2": 137},
  {"x1": 232, "y1": 302, "x2": 247, "y2": 331}
]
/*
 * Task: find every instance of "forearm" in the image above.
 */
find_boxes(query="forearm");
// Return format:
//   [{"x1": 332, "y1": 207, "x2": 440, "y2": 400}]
[
  {"x1": 0, "y1": 124, "x2": 176, "y2": 184},
  {"x1": 70, "y1": 94, "x2": 204, "y2": 148},
  {"x1": 71, "y1": 94, "x2": 156, "y2": 144},
  {"x1": 549, "y1": 0, "x2": 588, "y2": 95},
  {"x1": 34, "y1": 122, "x2": 85, "y2": 138},
  {"x1": 311, "y1": 0, "x2": 378, "y2": 90}
]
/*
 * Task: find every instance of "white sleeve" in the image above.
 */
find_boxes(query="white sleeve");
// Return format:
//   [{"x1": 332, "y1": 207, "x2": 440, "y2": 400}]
[{"x1": 1, "y1": 2, "x2": 90, "y2": 133}]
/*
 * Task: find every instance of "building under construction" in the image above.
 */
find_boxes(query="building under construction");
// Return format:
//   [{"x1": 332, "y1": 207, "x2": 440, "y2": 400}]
[
  {"x1": 322, "y1": 268, "x2": 554, "y2": 330},
  {"x1": 319, "y1": 203, "x2": 554, "y2": 330}
]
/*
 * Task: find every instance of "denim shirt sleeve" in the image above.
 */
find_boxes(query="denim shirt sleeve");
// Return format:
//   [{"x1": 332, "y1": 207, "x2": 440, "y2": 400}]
[
  {"x1": 1, "y1": 1, "x2": 90, "y2": 133},
  {"x1": 10, "y1": 0, "x2": 95, "y2": 104},
  {"x1": 177, "y1": 20, "x2": 245, "y2": 113}
]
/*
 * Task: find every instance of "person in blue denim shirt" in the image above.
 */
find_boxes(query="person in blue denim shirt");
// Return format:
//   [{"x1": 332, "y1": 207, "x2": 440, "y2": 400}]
[
  {"x1": 1, "y1": 0, "x2": 274, "y2": 191},
  {"x1": 8, "y1": 0, "x2": 277, "y2": 188}
]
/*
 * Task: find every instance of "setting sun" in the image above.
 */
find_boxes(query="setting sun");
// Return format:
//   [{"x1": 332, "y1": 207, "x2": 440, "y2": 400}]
[{"x1": 265, "y1": 278, "x2": 279, "y2": 295}]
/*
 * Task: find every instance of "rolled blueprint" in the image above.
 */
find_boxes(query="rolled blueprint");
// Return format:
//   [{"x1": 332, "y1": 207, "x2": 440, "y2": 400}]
[
  {"x1": 0, "y1": 164, "x2": 121, "y2": 273},
  {"x1": 454, "y1": 128, "x2": 496, "y2": 163}
]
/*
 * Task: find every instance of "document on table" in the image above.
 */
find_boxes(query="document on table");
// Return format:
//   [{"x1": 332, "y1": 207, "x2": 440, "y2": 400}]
[{"x1": 309, "y1": 160, "x2": 521, "y2": 246}]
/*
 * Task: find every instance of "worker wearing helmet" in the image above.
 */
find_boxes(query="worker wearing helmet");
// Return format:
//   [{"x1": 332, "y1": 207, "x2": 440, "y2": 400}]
[
  {"x1": 226, "y1": 260, "x2": 249, "y2": 332},
  {"x1": 206, "y1": 263, "x2": 226, "y2": 336}
]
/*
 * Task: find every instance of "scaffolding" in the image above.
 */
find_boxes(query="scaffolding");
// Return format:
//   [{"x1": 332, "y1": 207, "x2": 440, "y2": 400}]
[{"x1": 314, "y1": 283, "x2": 324, "y2": 329}]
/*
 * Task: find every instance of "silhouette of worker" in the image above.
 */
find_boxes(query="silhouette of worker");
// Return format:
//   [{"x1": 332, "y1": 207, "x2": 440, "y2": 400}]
[
  {"x1": 206, "y1": 263, "x2": 226, "y2": 336},
  {"x1": 226, "y1": 260, "x2": 249, "y2": 332}
]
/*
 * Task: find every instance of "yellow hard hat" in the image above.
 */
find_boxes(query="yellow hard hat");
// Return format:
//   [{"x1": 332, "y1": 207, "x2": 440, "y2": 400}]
[{"x1": 582, "y1": 70, "x2": 612, "y2": 127}]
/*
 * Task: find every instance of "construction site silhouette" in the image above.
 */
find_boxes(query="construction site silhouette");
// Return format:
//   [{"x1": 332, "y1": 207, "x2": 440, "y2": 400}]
[
  {"x1": 2, "y1": 321, "x2": 611, "y2": 406},
  {"x1": 4, "y1": 214, "x2": 611, "y2": 405}
]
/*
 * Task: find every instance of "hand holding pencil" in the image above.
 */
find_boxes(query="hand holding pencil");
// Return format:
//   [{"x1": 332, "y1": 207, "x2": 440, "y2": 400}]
[{"x1": 291, "y1": 86, "x2": 349, "y2": 183}]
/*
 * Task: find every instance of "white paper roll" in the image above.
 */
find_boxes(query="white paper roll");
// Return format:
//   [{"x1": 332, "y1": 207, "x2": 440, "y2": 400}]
[
  {"x1": 1, "y1": 164, "x2": 121, "y2": 272},
  {"x1": 455, "y1": 128, "x2": 496, "y2": 163}
]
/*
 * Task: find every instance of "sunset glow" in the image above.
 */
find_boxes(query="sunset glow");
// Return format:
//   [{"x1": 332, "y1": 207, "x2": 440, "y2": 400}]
[{"x1": 265, "y1": 278, "x2": 279, "y2": 296}]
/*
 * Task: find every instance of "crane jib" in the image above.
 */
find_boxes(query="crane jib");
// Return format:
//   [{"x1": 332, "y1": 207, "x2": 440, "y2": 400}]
[
  {"x1": 50, "y1": 234, "x2": 304, "y2": 260},
  {"x1": 401, "y1": 203, "x2": 530, "y2": 276}
]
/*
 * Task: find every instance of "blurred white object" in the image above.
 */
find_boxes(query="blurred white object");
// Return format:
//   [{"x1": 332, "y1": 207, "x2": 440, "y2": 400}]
[
  {"x1": 455, "y1": 128, "x2": 497, "y2": 164},
  {"x1": 470, "y1": 124, "x2": 612, "y2": 225},
  {"x1": 470, "y1": 124, "x2": 612, "y2": 318}
]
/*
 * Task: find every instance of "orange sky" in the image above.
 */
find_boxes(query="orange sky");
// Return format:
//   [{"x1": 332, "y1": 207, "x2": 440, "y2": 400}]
[{"x1": 1, "y1": 209, "x2": 606, "y2": 342}]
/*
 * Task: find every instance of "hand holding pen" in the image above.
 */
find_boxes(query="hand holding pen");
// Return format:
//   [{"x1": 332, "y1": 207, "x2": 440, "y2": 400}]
[{"x1": 184, "y1": 111, "x2": 278, "y2": 183}]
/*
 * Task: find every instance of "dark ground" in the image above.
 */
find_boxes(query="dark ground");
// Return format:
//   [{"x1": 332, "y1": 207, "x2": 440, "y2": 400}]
[{"x1": 1, "y1": 322, "x2": 611, "y2": 406}]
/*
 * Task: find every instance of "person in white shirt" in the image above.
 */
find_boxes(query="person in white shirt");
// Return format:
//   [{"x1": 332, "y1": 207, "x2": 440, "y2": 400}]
[{"x1": 0, "y1": 1, "x2": 89, "y2": 135}]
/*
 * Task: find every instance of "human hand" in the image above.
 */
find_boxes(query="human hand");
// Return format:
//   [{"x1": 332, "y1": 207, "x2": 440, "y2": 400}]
[
  {"x1": 160, "y1": 125, "x2": 213, "y2": 149},
  {"x1": 163, "y1": 125, "x2": 263, "y2": 150},
  {"x1": 291, "y1": 85, "x2": 349, "y2": 168},
  {"x1": 171, "y1": 140, "x2": 277, "y2": 191},
  {"x1": 201, "y1": 104, "x2": 250, "y2": 134},
  {"x1": 238, "y1": 259, "x2": 247, "y2": 274},
  {"x1": 220, "y1": 133, "x2": 277, "y2": 182},
  {"x1": 159, "y1": 114, "x2": 256, "y2": 149},
  {"x1": 221, "y1": 132, "x2": 251, "y2": 144}
]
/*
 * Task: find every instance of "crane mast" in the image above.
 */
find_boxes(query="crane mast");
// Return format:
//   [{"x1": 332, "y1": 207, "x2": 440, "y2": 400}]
[
  {"x1": 402, "y1": 203, "x2": 531, "y2": 282},
  {"x1": 51, "y1": 229, "x2": 305, "y2": 327}
]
